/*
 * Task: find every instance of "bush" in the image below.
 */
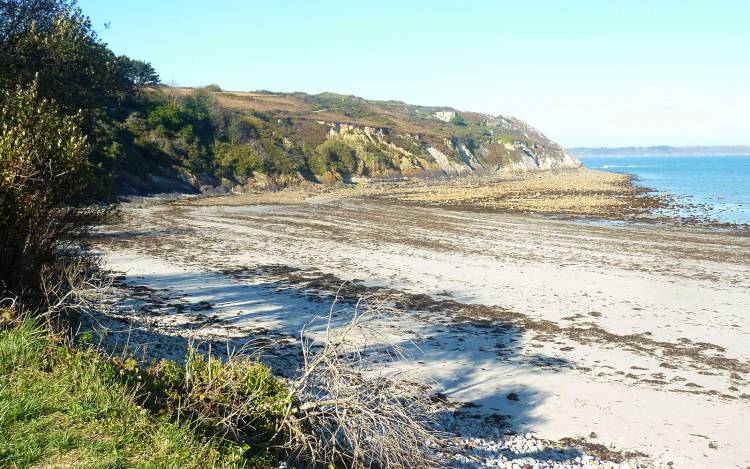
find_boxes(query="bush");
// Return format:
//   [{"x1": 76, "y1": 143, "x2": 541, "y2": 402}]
[
  {"x1": 141, "y1": 350, "x2": 290, "y2": 443},
  {"x1": 306, "y1": 152, "x2": 330, "y2": 175},
  {"x1": 215, "y1": 142, "x2": 264, "y2": 178},
  {"x1": 0, "y1": 82, "x2": 110, "y2": 298},
  {"x1": 147, "y1": 102, "x2": 185, "y2": 132},
  {"x1": 315, "y1": 139, "x2": 357, "y2": 174},
  {"x1": 449, "y1": 114, "x2": 467, "y2": 126},
  {"x1": 142, "y1": 93, "x2": 218, "y2": 176}
]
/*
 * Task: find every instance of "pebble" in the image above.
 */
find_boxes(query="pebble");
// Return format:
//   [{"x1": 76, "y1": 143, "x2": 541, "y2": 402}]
[{"x1": 442, "y1": 433, "x2": 643, "y2": 469}]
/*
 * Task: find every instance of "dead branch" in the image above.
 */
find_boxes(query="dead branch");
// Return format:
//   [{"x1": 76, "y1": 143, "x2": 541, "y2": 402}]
[{"x1": 281, "y1": 286, "x2": 444, "y2": 468}]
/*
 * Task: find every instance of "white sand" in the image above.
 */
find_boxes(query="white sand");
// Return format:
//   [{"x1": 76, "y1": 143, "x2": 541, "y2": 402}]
[{"x1": 97, "y1": 196, "x2": 750, "y2": 468}]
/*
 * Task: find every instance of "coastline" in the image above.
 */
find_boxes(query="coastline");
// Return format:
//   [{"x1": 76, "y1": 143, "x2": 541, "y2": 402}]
[
  {"x1": 173, "y1": 167, "x2": 749, "y2": 233},
  {"x1": 93, "y1": 173, "x2": 750, "y2": 468},
  {"x1": 580, "y1": 156, "x2": 750, "y2": 230}
]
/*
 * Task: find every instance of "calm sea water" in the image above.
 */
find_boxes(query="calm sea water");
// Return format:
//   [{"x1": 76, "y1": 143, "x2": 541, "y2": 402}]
[{"x1": 579, "y1": 155, "x2": 750, "y2": 225}]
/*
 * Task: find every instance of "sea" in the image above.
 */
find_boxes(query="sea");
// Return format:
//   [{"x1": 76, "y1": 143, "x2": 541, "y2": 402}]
[{"x1": 578, "y1": 155, "x2": 750, "y2": 225}]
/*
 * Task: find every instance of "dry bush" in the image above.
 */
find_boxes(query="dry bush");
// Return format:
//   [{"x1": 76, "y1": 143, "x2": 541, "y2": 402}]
[
  {"x1": 38, "y1": 256, "x2": 112, "y2": 322},
  {"x1": 278, "y1": 290, "x2": 444, "y2": 468},
  {"x1": 0, "y1": 255, "x2": 110, "y2": 331},
  {"x1": 115, "y1": 290, "x2": 444, "y2": 468}
]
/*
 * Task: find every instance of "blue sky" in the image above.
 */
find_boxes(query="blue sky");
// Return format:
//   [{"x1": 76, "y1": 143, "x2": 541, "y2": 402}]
[{"x1": 79, "y1": 0, "x2": 750, "y2": 147}]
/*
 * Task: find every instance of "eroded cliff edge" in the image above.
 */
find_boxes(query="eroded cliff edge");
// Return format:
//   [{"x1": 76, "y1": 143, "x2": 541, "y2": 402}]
[{"x1": 112, "y1": 88, "x2": 581, "y2": 195}]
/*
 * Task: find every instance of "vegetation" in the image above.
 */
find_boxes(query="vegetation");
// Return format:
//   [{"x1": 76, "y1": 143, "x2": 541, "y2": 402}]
[
  {"x1": 449, "y1": 114, "x2": 467, "y2": 126},
  {"x1": 304, "y1": 92, "x2": 375, "y2": 119},
  {"x1": 0, "y1": 314, "x2": 275, "y2": 468},
  {"x1": 0, "y1": 4, "x2": 279, "y2": 464},
  {"x1": 0, "y1": 299, "x2": 442, "y2": 468},
  {"x1": 315, "y1": 139, "x2": 358, "y2": 174},
  {"x1": 0, "y1": 82, "x2": 110, "y2": 299}
]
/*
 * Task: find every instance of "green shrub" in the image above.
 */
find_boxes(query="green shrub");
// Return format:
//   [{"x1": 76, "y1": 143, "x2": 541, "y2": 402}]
[
  {"x1": 316, "y1": 139, "x2": 357, "y2": 174},
  {"x1": 0, "y1": 82, "x2": 110, "y2": 297},
  {"x1": 142, "y1": 351, "x2": 290, "y2": 441},
  {"x1": 147, "y1": 102, "x2": 185, "y2": 132},
  {"x1": 307, "y1": 152, "x2": 330, "y2": 175},
  {"x1": 142, "y1": 92, "x2": 217, "y2": 176},
  {"x1": 215, "y1": 142, "x2": 264, "y2": 178},
  {"x1": 449, "y1": 114, "x2": 467, "y2": 126}
]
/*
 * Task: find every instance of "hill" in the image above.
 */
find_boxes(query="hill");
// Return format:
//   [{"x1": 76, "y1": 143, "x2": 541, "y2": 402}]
[
  {"x1": 111, "y1": 87, "x2": 581, "y2": 195},
  {"x1": 567, "y1": 145, "x2": 750, "y2": 157}
]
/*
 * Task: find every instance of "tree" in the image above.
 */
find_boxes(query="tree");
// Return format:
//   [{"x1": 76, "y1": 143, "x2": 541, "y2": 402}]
[
  {"x1": 0, "y1": 82, "x2": 109, "y2": 296},
  {"x1": 1, "y1": 2, "x2": 110, "y2": 113},
  {"x1": 115, "y1": 56, "x2": 160, "y2": 88},
  {"x1": 1, "y1": 0, "x2": 157, "y2": 119},
  {"x1": 0, "y1": 0, "x2": 74, "y2": 44},
  {"x1": 449, "y1": 114, "x2": 467, "y2": 126}
]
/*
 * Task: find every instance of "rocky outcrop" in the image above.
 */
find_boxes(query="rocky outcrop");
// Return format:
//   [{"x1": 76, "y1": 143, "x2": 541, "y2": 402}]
[
  {"x1": 489, "y1": 141, "x2": 581, "y2": 172},
  {"x1": 319, "y1": 120, "x2": 580, "y2": 179}
]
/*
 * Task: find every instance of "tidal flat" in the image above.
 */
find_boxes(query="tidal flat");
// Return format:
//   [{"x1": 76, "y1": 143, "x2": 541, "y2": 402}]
[{"x1": 94, "y1": 170, "x2": 750, "y2": 468}]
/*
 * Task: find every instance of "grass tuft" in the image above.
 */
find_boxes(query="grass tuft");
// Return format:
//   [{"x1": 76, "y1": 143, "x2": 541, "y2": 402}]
[{"x1": 0, "y1": 312, "x2": 273, "y2": 468}]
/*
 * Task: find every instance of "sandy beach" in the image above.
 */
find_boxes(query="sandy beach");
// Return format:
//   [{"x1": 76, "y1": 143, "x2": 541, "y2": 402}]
[{"x1": 93, "y1": 171, "x2": 750, "y2": 468}]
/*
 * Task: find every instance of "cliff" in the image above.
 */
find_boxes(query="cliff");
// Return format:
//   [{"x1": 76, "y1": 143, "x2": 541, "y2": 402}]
[{"x1": 111, "y1": 88, "x2": 581, "y2": 195}]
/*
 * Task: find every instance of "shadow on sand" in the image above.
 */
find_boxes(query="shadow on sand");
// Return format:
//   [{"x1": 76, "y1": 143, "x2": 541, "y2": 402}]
[{"x1": 87, "y1": 265, "x2": 588, "y2": 465}]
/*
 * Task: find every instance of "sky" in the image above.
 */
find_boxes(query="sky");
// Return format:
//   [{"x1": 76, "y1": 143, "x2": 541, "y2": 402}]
[{"x1": 78, "y1": 0, "x2": 750, "y2": 147}]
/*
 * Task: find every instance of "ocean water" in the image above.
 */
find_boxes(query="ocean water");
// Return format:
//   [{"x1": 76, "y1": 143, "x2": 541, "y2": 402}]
[{"x1": 579, "y1": 155, "x2": 750, "y2": 225}]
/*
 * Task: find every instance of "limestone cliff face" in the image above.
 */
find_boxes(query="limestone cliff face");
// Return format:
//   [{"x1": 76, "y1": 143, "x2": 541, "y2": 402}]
[
  {"x1": 481, "y1": 140, "x2": 581, "y2": 173},
  {"x1": 319, "y1": 118, "x2": 580, "y2": 179}
]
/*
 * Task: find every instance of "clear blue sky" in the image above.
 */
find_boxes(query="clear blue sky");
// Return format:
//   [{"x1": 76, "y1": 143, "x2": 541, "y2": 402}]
[{"x1": 79, "y1": 0, "x2": 750, "y2": 147}]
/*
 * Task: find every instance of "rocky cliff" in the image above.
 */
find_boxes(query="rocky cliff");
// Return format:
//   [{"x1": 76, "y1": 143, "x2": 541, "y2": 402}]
[{"x1": 314, "y1": 116, "x2": 580, "y2": 180}]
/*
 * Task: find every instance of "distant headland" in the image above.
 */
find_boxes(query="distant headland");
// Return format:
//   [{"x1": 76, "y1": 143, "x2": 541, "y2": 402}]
[{"x1": 567, "y1": 145, "x2": 750, "y2": 157}]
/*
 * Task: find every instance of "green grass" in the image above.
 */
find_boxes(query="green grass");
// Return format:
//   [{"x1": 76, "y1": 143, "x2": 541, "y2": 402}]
[{"x1": 0, "y1": 318, "x2": 273, "y2": 468}]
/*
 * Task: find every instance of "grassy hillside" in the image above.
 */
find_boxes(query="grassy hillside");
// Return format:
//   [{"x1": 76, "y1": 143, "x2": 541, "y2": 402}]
[{"x1": 108, "y1": 86, "x2": 580, "y2": 195}]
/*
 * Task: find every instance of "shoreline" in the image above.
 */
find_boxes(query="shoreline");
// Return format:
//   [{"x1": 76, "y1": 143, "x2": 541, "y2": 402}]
[
  {"x1": 94, "y1": 185, "x2": 750, "y2": 468},
  {"x1": 164, "y1": 167, "x2": 749, "y2": 234},
  {"x1": 580, "y1": 156, "x2": 750, "y2": 229}
]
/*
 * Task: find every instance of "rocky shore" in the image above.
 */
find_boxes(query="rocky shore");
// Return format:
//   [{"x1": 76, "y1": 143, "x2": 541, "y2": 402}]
[{"x1": 327, "y1": 168, "x2": 662, "y2": 219}]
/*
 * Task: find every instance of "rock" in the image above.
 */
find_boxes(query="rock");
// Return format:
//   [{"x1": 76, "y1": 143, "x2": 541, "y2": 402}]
[
  {"x1": 193, "y1": 301, "x2": 213, "y2": 310},
  {"x1": 506, "y1": 392, "x2": 520, "y2": 401}
]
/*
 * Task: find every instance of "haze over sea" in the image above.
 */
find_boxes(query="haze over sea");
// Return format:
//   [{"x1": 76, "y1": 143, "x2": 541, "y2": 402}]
[{"x1": 580, "y1": 155, "x2": 750, "y2": 225}]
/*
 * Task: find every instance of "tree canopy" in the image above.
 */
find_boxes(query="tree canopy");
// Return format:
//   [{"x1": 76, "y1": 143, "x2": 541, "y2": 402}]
[
  {"x1": 0, "y1": 0, "x2": 155, "y2": 296},
  {"x1": 0, "y1": 0, "x2": 159, "y2": 117}
]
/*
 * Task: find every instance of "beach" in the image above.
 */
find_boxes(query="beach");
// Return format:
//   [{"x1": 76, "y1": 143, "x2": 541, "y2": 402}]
[{"x1": 94, "y1": 170, "x2": 750, "y2": 468}]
